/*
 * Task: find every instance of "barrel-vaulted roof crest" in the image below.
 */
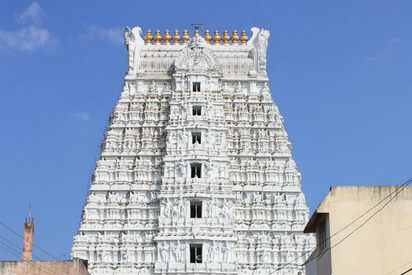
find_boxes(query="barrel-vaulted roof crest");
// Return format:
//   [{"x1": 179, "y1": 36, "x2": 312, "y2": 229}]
[
  {"x1": 174, "y1": 33, "x2": 218, "y2": 71},
  {"x1": 187, "y1": 33, "x2": 207, "y2": 49}
]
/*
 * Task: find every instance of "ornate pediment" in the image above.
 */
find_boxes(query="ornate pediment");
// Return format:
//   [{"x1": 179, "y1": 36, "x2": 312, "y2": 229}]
[
  {"x1": 73, "y1": 25, "x2": 315, "y2": 275},
  {"x1": 174, "y1": 34, "x2": 218, "y2": 71}
]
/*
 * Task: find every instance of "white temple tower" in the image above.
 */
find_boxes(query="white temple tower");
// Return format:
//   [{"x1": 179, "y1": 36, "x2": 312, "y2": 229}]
[{"x1": 71, "y1": 26, "x2": 315, "y2": 275}]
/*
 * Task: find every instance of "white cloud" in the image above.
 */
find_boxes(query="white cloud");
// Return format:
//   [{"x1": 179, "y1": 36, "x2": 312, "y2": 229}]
[
  {"x1": 0, "y1": 2, "x2": 56, "y2": 53},
  {"x1": 16, "y1": 2, "x2": 45, "y2": 25},
  {"x1": 385, "y1": 37, "x2": 401, "y2": 45},
  {"x1": 365, "y1": 37, "x2": 402, "y2": 64},
  {"x1": 82, "y1": 24, "x2": 124, "y2": 45},
  {"x1": 72, "y1": 112, "x2": 91, "y2": 121},
  {"x1": 0, "y1": 26, "x2": 54, "y2": 52}
]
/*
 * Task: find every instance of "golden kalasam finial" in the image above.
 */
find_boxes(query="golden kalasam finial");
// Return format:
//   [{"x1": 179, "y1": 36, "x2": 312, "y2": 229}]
[
  {"x1": 222, "y1": 30, "x2": 230, "y2": 45},
  {"x1": 194, "y1": 28, "x2": 199, "y2": 36},
  {"x1": 181, "y1": 29, "x2": 190, "y2": 44},
  {"x1": 153, "y1": 30, "x2": 162, "y2": 45},
  {"x1": 240, "y1": 30, "x2": 248, "y2": 45},
  {"x1": 204, "y1": 30, "x2": 211, "y2": 44},
  {"x1": 172, "y1": 29, "x2": 180, "y2": 44},
  {"x1": 231, "y1": 30, "x2": 240, "y2": 45},
  {"x1": 163, "y1": 30, "x2": 171, "y2": 45},
  {"x1": 144, "y1": 29, "x2": 153, "y2": 45},
  {"x1": 212, "y1": 30, "x2": 221, "y2": 45}
]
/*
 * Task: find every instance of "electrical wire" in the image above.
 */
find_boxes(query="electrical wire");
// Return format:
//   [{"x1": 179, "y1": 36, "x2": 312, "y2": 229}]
[
  {"x1": 1, "y1": 180, "x2": 409, "y2": 274},
  {"x1": 305, "y1": 182, "x2": 410, "y2": 265},
  {"x1": 270, "y1": 179, "x2": 411, "y2": 274},
  {"x1": 0, "y1": 238, "x2": 76, "y2": 275},
  {"x1": 0, "y1": 223, "x2": 81, "y2": 274},
  {"x1": 0, "y1": 241, "x2": 56, "y2": 275},
  {"x1": 385, "y1": 260, "x2": 412, "y2": 275},
  {"x1": 0, "y1": 235, "x2": 22, "y2": 251},
  {"x1": 0, "y1": 241, "x2": 21, "y2": 258},
  {"x1": 0, "y1": 221, "x2": 59, "y2": 260},
  {"x1": 0, "y1": 234, "x2": 55, "y2": 263},
  {"x1": 0, "y1": 239, "x2": 65, "y2": 275},
  {"x1": 401, "y1": 268, "x2": 412, "y2": 275}
]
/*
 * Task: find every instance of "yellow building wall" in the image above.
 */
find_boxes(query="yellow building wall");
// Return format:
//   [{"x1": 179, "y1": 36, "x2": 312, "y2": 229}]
[{"x1": 317, "y1": 185, "x2": 412, "y2": 275}]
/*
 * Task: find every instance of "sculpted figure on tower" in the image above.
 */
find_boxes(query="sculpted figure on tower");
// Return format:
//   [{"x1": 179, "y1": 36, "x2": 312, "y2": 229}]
[{"x1": 72, "y1": 26, "x2": 315, "y2": 275}]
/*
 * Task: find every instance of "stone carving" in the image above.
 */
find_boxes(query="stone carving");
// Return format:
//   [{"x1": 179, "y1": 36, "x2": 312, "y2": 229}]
[
  {"x1": 72, "y1": 25, "x2": 314, "y2": 275},
  {"x1": 249, "y1": 27, "x2": 270, "y2": 76},
  {"x1": 123, "y1": 26, "x2": 144, "y2": 74},
  {"x1": 174, "y1": 34, "x2": 218, "y2": 71},
  {"x1": 187, "y1": 33, "x2": 207, "y2": 49},
  {"x1": 261, "y1": 82, "x2": 271, "y2": 99}
]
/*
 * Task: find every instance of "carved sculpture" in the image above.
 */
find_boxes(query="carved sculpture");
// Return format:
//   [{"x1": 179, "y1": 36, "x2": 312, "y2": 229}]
[
  {"x1": 123, "y1": 26, "x2": 144, "y2": 74},
  {"x1": 72, "y1": 26, "x2": 314, "y2": 275}
]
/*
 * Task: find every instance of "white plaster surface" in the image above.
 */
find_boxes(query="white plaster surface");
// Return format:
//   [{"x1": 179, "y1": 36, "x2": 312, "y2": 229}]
[{"x1": 71, "y1": 26, "x2": 315, "y2": 275}]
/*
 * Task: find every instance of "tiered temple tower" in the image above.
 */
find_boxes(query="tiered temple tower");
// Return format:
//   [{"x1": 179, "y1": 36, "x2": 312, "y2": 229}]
[{"x1": 71, "y1": 26, "x2": 315, "y2": 275}]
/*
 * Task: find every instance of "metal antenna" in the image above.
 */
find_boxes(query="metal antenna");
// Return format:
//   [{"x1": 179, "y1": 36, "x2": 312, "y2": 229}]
[{"x1": 28, "y1": 203, "x2": 31, "y2": 220}]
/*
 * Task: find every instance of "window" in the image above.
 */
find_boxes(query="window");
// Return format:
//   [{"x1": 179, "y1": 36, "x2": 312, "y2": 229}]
[
  {"x1": 192, "y1": 132, "x2": 201, "y2": 144},
  {"x1": 191, "y1": 163, "x2": 202, "y2": 178},
  {"x1": 318, "y1": 220, "x2": 327, "y2": 251},
  {"x1": 190, "y1": 201, "x2": 202, "y2": 218},
  {"x1": 193, "y1": 82, "x2": 201, "y2": 92},
  {"x1": 192, "y1": 106, "x2": 202, "y2": 116},
  {"x1": 190, "y1": 244, "x2": 202, "y2": 263}
]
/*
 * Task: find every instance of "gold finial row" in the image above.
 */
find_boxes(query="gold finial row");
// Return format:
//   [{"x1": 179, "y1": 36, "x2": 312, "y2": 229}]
[{"x1": 143, "y1": 29, "x2": 249, "y2": 45}]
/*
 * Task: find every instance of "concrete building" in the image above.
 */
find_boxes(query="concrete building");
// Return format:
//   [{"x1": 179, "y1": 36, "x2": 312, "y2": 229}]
[
  {"x1": 304, "y1": 185, "x2": 412, "y2": 275},
  {"x1": 0, "y1": 258, "x2": 89, "y2": 275},
  {"x1": 71, "y1": 26, "x2": 315, "y2": 275},
  {"x1": 0, "y1": 216, "x2": 89, "y2": 275}
]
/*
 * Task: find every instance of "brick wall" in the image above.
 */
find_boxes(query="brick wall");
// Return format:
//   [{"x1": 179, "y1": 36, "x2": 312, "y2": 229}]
[{"x1": 0, "y1": 258, "x2": 89, "y2": 275}]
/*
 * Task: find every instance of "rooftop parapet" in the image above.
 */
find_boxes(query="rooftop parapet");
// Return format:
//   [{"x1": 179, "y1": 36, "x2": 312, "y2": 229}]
[
  {"x1": 142, "y1": 29, "x2": 249, "y2": 45},
  {"x1": 123, "y1": 26, "x2": 270, "y2": 77}
]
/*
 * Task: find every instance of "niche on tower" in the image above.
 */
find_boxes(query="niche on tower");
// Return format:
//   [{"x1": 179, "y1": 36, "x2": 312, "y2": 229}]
[
  {"x1": 192, "y1": 82, "x2": 201, "y2": 92},
  {"x1": 172, "y1": 35, "x2": 219, "y2": 94},
  {"x1": 190, "y1": 200, "x2": 202, "y2": 218},
  {"x1": 188, "y1": 77, "x2": 204, "y2": 94},
  {"x1": 192, "y1": 132, "x2": 201, "y2": 144},
  {"x1": 192, "y1": 106, "x2": 202, "y2": 116},
  {"x1": 189, "y1": 244, "x2": 202, "y2": 263},
  {"x1": 190, "y1": 163, "x2": 202, "y2": 178}
]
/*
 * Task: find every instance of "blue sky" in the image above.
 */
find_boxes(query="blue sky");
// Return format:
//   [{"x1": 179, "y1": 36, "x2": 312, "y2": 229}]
[{"x1": 0, "y1": 0, "x2": 411, "y2": 261}]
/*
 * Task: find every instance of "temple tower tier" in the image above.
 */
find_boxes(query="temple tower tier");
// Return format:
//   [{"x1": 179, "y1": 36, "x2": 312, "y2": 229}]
[{"x1": 71, "y1": 27, "x2": 315, "y2": 275}]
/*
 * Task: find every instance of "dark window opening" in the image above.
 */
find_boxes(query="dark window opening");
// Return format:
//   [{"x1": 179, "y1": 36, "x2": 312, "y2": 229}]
[
  {"x1": 190, "y1": 244, "x2": 202, "y2": 263},
  {"x1": 192, "y1": 106, "x2": 202, "y2": 116},
  {"x1": 190, "y1": 201, "x2": 202, "y2": 218},
  {"x1": 191, "y1": 163, "x2": 202, "y2": 178},
  {"x1": 193, "y1": 82, "x2": 201, "y2": 92},
  {"x1": 318, "y1": 220, "x2": 327, "y2": 251},
  {"x1": 192, "y1": 132, "x2": 201, "y2": 144}
]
